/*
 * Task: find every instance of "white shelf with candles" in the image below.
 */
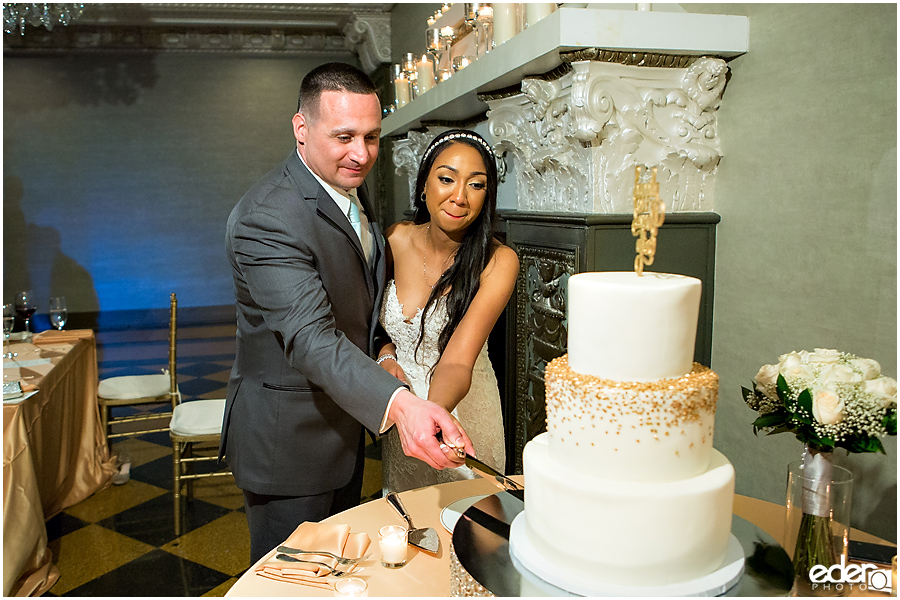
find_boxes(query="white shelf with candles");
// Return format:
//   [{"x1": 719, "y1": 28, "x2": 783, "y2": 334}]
[{"x1": 381, "y1": 6, "x2": 749, "y2": 138}]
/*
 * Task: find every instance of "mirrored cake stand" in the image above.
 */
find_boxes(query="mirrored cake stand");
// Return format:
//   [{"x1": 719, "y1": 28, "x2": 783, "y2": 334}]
[{"x1": 451, "y1": 491, "x2": 794, "y2": 597}]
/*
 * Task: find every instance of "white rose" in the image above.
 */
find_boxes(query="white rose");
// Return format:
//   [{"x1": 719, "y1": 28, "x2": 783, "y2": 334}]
[
  {"x1": 808, "y1": 348, "x2": 841, "y2": 364},
  {"x1": 778, "y1": 352, "x2": 804, "y2": 370},
  {"x1": 851, "y1": 358, "x2": 881, "y2": 380},
  {"x1": 754, "y1": 364, "x2": 780, "y2": 387},
  {"x1": 865, "y1": 376, "x2": 897, "y2": 407},
  {"x1": 819, "y1": 363, "x2": 861, "y2": 384},
  {"x1": 811, "y1": 386, "x2": 845, "y2": 425},
  {"x1": 782, "y1": 363, "x2": 815, "y2": 383}
]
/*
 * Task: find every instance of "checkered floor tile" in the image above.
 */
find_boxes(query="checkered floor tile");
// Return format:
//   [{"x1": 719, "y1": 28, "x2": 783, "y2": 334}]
[{"x1": 44, "y1": 336, "x2": 383, "y2": 597}]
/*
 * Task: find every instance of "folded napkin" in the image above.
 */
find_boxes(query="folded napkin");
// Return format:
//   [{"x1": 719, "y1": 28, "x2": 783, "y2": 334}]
[
  {"x1": 255, "y1": 522, "x2": 370, "y2": 589},
  {"x1": 32, "y1": 329, "x2": 93, "y2": 346}
]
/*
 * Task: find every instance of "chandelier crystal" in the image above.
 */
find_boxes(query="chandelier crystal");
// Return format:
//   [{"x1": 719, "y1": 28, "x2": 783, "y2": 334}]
[{"x1": 3, "y1": 3, "x2": 85, "y2": 35}]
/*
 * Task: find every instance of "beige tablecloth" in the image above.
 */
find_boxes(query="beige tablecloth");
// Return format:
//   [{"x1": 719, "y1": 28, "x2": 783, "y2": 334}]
[
  {"x1": 3, "y1": 330, "x2": 117, "y2": 596},
  {"x1": 226, "y1": 478, "x2": 894, "y2": 597}
]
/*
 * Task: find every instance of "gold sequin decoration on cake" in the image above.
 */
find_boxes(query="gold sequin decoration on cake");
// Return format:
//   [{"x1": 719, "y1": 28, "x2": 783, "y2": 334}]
[{"x1": 544, "y1": 355, "x2": 719, "y2": 448}]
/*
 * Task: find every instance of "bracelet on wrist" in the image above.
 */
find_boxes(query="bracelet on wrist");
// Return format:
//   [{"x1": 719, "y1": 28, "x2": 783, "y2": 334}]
[{"x1": 376, "y1": 353, "x2": 397, "y2": 365}]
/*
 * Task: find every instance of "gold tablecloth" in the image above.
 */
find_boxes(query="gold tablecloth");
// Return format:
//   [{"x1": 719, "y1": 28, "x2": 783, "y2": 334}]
[
  {"x1": 3, "y1": 330, "x2": 117, "y2": 596},
  {"x1": 226, "y1": 478, "x2": 894, "y2": 597}
]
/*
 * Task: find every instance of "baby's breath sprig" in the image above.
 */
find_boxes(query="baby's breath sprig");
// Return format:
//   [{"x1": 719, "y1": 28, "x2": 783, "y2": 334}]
[{"x1": 742, "y1": 349, "x2": 897, "y2": 454}]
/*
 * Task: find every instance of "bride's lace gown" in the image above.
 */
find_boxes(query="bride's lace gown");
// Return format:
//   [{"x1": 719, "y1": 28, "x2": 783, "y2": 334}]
[{"x1": 380, "y1": 280, "x2": 506, "y2": 493}]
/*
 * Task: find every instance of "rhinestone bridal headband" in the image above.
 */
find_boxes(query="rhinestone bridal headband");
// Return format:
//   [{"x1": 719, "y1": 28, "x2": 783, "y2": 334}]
[{"x1": 421, "y1": 131, "x2": 495, "y2": 163}]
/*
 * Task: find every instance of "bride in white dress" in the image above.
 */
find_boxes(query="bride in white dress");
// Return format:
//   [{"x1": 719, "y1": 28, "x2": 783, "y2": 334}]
[{"x1": 376, "y1": 130, "x2": 519, "y2": 493}]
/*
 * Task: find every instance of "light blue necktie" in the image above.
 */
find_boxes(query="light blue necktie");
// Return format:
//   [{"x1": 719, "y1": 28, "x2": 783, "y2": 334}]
[{"x1": 347, "y1": 200, "x2": 362, "y2": 239}]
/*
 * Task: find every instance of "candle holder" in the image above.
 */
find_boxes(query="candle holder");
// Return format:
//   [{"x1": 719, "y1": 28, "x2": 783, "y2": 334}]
[
  {"x1": 476, "y1": 5, "x2": 493, "y2": 56},
  {"x1": 333, "y1": 577, "x2": 368, "y2": 597},
  {"x1": 391, "y1": 64, "x2": 411, "y2": 108},
  {"x1": 379, "y1": 525, "x2": 408, "y2": 568},
  {"x1": 451, "y1": 55, "x2": 474, "y2": 72},
  {"x1": 438, "y1": 25, "x2": 455, "y2": 72},
  {"x1": 463, "y1": 3, "x2": 482, "y2": 56},
  {"x1": 401, "y1": 52, "x2": 418, "y2": 100}
]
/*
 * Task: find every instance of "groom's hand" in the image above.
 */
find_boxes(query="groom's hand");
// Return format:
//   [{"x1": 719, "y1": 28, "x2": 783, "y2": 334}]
[{"x1": 388, "y1": 389, "x2": 474, "y2": 469}]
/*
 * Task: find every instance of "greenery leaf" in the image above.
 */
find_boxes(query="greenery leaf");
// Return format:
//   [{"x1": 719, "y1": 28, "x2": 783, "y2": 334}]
[
  {"x1": 753, "y1": 413, "x2": 788, "y2": 429},
  {"x1": 776, "y1": 374, "x2": 790, "y2": 406},
  {"x1": 797, "y1": 388, "x2": 813, "y2": 415},
  {"x1": 885, "y1": 411, "x2": 897, "y2": 436}
]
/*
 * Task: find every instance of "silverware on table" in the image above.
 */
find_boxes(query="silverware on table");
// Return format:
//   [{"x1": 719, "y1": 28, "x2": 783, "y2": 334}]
[
  {"x1": 275, "y1": 546, "x2": 370, "y2": 566},
  {"x1": 274, "y1": 553, "x2": 355, "y2": 577}
]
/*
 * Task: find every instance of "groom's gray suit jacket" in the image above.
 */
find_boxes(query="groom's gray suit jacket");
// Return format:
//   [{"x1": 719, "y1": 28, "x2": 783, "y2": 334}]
[{"x1": 222, "y1": 150, "x2": 401, "y2": 497}]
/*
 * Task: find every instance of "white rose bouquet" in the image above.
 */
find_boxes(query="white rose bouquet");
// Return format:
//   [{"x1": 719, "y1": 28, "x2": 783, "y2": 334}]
[
  {"x1": 743, "y1": 348, "x2": 896, "y2": 594},
  {"x1": 743, "y1": 348, "x2": 897, "y2": 453}
]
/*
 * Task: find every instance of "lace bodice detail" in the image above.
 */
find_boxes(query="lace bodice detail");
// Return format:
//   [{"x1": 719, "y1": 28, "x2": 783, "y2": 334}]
[{"x1": 380, "y1": 280, "x2": 506, "y2": 493}]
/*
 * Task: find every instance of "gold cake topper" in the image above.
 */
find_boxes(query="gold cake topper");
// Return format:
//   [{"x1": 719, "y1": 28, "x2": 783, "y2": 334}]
[{"x1": 631, "y1": 165, "x2": 665, "y2": 276}]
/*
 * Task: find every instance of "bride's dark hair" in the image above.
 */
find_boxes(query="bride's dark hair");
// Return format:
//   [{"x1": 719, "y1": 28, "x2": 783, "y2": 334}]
[{"x1": 411, "y1": 129, "x2": 499, "y2": 367}]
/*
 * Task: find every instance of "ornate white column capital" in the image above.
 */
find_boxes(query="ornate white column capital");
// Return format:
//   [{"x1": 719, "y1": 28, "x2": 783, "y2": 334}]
[
  {"x1": 343, "y1": 13, "x2": 391, "y2": 74},
  {"x1": 486, "y1": 56, "x2": 730, "y2": 213},
  {"x1": 392, "y1": 131, "x2": 436, "y2": 208}
]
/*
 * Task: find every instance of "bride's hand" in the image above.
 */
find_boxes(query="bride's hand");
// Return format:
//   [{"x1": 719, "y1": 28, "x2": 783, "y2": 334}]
[{"x1": 378, "y1": 355, "x2": 408, "y2": 385}]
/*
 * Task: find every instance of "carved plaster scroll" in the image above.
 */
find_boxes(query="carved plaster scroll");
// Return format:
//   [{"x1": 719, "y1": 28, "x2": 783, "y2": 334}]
[
  {"x1": 486, "y1": 56, "x2": 729, "y2": 213},
  {"x1": 343, "y1": 13, "x2": 391, "y2": 74},
  {"x1": 391, "y1": 130, "x2": 442, "y2": 209}
]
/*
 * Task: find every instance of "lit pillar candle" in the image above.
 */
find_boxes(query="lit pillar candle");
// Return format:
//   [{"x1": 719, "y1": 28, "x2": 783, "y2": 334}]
[
  {"x1": 525, "y1": 3, "x2": 555, "y2": 28},
  {"x1": 379, "y1": 525, "x2": 408, "y2": 567},
  {"x1": 394, "y1": 74, "x2": 410, "y2": 107},
  {"x1": 416, "y1": 55, "x2": 435, "y2": 92},
  {"x1": 492, "y1": 3, "x2": 518, "y2": 46}
]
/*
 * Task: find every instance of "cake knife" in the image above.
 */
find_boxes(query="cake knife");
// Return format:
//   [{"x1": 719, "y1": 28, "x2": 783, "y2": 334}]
[
  {"x1": 436, "y1": 430, "x2": 524, "y2": 494},
  {"x1": 463, "y1": 452, "x2": 525, "y2": 495}
]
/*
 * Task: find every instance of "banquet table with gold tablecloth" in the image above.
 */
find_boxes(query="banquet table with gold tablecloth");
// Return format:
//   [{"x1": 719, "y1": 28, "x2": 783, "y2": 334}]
[
  {"x1": 3, "y1": 330, "x2": 117, "y2": 596},
  {"x1": 226, "y1": 476, "x2": 894, "y2": 597}
]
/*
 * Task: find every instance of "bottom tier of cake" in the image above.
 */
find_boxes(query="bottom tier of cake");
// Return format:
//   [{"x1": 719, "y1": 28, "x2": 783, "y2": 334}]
[{"x1": 521, "y1": 432, "x2": 735, "y2": 586}]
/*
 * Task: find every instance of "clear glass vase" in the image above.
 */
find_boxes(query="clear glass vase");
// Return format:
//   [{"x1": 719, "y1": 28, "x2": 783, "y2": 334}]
[{"x1": 784, "y1": 450, "x2": 853, "y2": 597}]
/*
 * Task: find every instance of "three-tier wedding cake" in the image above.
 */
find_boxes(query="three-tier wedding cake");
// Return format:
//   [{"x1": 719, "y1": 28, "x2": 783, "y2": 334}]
[{"x1": 509, "y1": 271, "x2": 738, "y2": 594}]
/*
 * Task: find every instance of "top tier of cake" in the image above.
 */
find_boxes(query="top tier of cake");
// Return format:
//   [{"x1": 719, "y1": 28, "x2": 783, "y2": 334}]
[{"x1": 567, "y1": 272, "x2": 702, "y2": 382}]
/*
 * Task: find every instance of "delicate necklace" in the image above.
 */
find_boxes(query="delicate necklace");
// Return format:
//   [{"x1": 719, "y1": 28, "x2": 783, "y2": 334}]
[{"x1": 423, "y1": 224, "x2": 436, "y2": 289}]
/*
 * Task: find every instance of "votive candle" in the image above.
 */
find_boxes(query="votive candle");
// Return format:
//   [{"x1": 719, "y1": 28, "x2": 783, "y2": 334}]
[
  {"x1": 379, "y1": 525, "x2": 408, "y2": 568},
  {"x1": 333, "y1": 577, "x2": 368, "y2": 597}
]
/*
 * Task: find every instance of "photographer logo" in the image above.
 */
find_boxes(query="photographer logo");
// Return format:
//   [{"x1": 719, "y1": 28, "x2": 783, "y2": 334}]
[{"x1": 808, "y1": 556, "x2": 892, "y2": 593}]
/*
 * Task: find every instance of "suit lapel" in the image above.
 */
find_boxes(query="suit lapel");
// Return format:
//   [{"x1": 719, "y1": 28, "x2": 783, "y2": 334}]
[{"x1": 286, "y1": 152, "x2": 376, "y2": 300}]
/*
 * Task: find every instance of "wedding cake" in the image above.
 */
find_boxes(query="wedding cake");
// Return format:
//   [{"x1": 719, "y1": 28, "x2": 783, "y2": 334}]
[{"x1": 510, "y1": 271, "x2": 737, "y2": 593}]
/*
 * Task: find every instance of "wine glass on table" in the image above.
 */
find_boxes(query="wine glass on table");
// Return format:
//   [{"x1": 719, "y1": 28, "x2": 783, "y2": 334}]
[
  {"x1": 3, "y1": 304, "x2": 14, "y2": 359},
  {"x1": 15, "y1": 290, "x2": 36, "y2": 339},
  {"x1": 49, "y1": 296, "x2": 67, "y2": 331}
]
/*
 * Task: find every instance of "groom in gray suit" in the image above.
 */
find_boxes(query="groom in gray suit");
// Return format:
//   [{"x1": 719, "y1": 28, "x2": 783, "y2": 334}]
[{"x1": 223, "y1": 62, "x2": 472, "y2": 563}]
